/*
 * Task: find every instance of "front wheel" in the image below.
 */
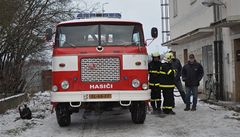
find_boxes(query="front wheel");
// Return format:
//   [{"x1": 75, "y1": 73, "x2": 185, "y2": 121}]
[
  {"x1": 56, "y1": 103, "x2": 71, "y2": 127},
  {"x1": 130, "y1": 101, "x2": 146, "y2": 124}
]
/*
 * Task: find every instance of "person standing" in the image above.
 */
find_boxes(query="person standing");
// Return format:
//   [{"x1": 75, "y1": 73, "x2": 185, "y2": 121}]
[
  {"x1": 148, "y1": 52, "x2": 162, "y2": 114},
  {"x1": 159, "y1": 52, "x2": 176, "y2": 115},
  {"x1": 168, "y1": 51, "x2": 186, "y2": 104},
  {"x1": 182, "y1": 54, "x2": 204, "y2": 111}
]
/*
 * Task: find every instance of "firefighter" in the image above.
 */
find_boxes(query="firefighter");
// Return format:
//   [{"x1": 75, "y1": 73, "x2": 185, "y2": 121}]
[
  {"x1": 148, "y1": 52, "x2": 162, "y2": 114},
  {"x1": 159, "y1": 52, "x2": 176, "y2": 115}
]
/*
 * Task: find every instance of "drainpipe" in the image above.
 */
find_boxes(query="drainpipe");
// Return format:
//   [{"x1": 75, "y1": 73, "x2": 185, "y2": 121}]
[{"x1": 213, "y1": 5, "x2": 224, "y2": 100}]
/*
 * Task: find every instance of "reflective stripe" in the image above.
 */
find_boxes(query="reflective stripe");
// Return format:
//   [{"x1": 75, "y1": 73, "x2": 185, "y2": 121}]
[
  {"x1": 167, "y1": 70, "x2": 172, "y2": 75},
  {"x1": 159, "y1": 71, "x2": 166, "y2": 74},
  {"x1": 150, "y1": 99, "x2": 161, "y2": 101},
  {"x1": 150, "y1": 83, "x2": 176, "y2": 88},
  {"x1": 150, "y1": 70, "x2": 175, "y2": 75},
  {"x1": 149, "y1": 83, "x2": 160, "y2": 86},
  {"x1": 159, "y1": 84, "x2": 175, "y2": 88},
  {"x1": 149, "y1": 70, "x2": 158, "y2": 74},
  {"x1": 162, "y1": 106, "x2": 173, "y2": 109},
  {"x1": 149, "y1": 83, "x2": 154, "y2": 86}
]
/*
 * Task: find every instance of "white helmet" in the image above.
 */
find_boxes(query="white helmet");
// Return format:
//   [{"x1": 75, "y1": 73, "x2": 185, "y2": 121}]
[
  {"x1": 164, "y1": 52, "x2": 174, "y2": 62},
  {"x1": 151, "y1": 52, "x2": 160, "y2": 57}
]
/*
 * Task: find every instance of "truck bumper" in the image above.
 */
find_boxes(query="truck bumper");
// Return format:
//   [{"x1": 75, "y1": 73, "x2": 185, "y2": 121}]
[{"x1": 51, "y1": 90, "x2": 150, "y2": 102}]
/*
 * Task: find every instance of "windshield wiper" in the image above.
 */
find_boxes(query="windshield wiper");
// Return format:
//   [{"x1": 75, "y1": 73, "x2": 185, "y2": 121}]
[{"x1": 65, "y1": 42, "x2": 76, "y2": 48}]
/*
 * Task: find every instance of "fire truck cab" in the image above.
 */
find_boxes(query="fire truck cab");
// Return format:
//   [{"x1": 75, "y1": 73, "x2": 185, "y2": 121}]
[{"x1": 49, "y1": 13, "x2": 158, "y2": 127}]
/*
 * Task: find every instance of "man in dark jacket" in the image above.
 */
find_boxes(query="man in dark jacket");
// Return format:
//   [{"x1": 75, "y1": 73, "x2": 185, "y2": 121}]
[
  {"x1": 169, "y1": 51, "x2": 186, "y2": 104},
  {"x1": 148, "y1": 52, "x2": 162, "y2": 114},
  {"x1": 182, "y1": 54, "x2": 204, "y2": 111}
]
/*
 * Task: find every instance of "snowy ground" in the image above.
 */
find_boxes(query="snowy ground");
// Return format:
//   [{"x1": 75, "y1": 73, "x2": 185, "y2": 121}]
[{"x1": 1, "y1": 91, "x2": 240, "y2": 137}]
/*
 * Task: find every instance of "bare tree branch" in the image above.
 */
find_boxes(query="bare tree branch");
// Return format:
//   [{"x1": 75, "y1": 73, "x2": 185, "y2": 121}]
[{"x1": 0, "y1": 0, "x2": 99, "y2": 96}]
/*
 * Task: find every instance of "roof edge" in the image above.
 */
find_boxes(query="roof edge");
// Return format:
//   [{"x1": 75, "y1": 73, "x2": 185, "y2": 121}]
[
  {"x1": 58, "y1": 18, "x2": 141, "y2": 25},
  {"x1": 210, "y1": 15, "x2": 240, "y2": 27},
  {"x1": 162, "y1": 27, "x2": 213, "y2": 46}
]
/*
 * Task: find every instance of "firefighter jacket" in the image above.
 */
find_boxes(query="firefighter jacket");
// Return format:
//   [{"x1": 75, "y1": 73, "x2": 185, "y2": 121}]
[
  {"x1": 159, "y1": 62, "x2": 175, "y2": 89},
  {"x1": 148, "y1": 61, "x2": 161, "y2": 87}
]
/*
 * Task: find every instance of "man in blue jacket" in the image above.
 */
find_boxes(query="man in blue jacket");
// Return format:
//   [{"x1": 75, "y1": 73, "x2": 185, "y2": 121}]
[{"x1": 182, "y1": 54, "x2": 204, "y2": 111}]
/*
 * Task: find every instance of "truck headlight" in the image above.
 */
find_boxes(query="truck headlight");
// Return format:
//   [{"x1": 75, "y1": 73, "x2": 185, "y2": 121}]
[
  {"x1": 142, "y1": 83, "x2": 148, "y2": 90},
  {"x1": 52, "y1": 85, "x2": 58, "y2": 92},
  {"x1": 61, "y1": 80, "x2": 69, "y2": 90},
  {"x1": 132, "y1": 79, "x2": 140, "y2": 88}
]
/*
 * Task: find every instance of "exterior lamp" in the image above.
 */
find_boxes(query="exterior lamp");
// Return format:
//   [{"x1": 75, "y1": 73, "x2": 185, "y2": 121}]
[
  {"x1": 201, "y1": 0, "x2": 226, "y2": 8},
  {"x1": 102, "y1": 2, "x2": 109, "y2": 14}
]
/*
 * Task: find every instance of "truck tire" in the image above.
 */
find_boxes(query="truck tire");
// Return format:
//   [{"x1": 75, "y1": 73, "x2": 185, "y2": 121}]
[
  {"x1": 56, "y1": 103, "x2": 71, "y2": 127},
  {"x1": 130, "y1": 101, "x2": 146, "y2": 124}
]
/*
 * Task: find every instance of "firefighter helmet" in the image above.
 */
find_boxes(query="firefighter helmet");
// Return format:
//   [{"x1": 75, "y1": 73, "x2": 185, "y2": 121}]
[
  {"x1": 168, "y1": 51, "x2": 175, "y2": 59},
  {"x1": 164, "y1": 52, "x2": 174, "y2": 62},
  {"x1": 151, "y1": 52, "x2": 160, "y2": 57}
]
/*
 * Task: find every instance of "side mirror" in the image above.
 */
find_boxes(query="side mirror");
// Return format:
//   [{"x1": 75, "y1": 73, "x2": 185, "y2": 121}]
[
  {"x1": 45, "y1": 28, "x2": 53, "y2": 41},
  {"x1": 151, "y1": 27, "x2": 158, "y2": 39}
]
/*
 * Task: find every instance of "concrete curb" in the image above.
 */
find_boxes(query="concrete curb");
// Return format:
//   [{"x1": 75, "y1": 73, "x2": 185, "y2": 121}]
[{"x1": 199, "y1": 99, "x2": 240, "y2": 112}]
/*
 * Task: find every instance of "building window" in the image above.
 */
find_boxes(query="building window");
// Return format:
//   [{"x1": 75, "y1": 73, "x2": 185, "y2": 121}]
[
  {"x1": 190, "y1": 0, "x2": 197, "y2": 5},
  {"x1": 173, "y1": 0, "x2": 178, "y2": 17}
]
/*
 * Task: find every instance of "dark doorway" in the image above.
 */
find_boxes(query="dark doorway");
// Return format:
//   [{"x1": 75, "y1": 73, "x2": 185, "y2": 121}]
[{"x1": 234, "y1": 39, "x2": 240, "y2": 101}]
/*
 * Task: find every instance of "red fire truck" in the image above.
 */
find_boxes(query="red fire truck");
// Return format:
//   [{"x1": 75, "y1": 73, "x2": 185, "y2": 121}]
[{"x1": 47, "y1": 13, "x2": 158, "y2": 127}]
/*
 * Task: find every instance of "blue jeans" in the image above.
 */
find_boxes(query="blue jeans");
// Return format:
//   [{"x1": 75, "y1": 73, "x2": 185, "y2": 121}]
[{"x1": 185, "y1": 86, "x2": 198, "y2": 108}]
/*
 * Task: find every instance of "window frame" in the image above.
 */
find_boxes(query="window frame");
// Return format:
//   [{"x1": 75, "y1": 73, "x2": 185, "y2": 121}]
[
  {"x1": 173, "y1": 0, "x2": 178, "y2": 18},
  {"x1": 55, "y1": 23, "x2": 144, "y2": 48}
]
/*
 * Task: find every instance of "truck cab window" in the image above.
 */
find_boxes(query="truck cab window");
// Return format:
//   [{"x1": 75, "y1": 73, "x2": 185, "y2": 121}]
[{"x1": 56, "y1": 24, "x2": 143, "y2": 47}]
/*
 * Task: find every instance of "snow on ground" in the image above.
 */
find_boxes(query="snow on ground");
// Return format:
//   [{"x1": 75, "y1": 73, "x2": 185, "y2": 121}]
[
  {"x1": 1, "y1": 91, "x2": 240, "y2": 137},
  {"x1": 0, "y1": 91, "x2": 52, "y2": 137}
]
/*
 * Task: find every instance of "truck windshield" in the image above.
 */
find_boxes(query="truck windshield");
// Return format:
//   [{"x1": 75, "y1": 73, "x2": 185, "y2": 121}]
[{"x1": 56, "y1": 24, "x2": 144, "y2": 47}]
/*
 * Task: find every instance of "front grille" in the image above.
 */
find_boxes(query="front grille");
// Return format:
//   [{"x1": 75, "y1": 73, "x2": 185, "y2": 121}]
[{"x1": 81, "y1": 57, "x2": 120, "y2": 82}]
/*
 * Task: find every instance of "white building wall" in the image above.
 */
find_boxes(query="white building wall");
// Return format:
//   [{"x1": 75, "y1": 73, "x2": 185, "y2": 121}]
[
  {"x1": 167, "y1": 0, "x2": 240, "y2": 101},
  {"x1": 226, "y1": 0, "x2": 240, "y2": 17},
  {"x1": 214, "y1": 0, "x2": 240, "y2": 21},
  {"x1": 168, "y1": 0, "x2": 240, "y2": 40},
  {"x1": 169, "y1": 0, "x2": 214, "y2": 39},
  {"x1": 222, "y1": 28, "x2": 233, "y2": 99},
  {"x1": 169, "y1": 36, "x2": 214, "y2": 91},
  {"x1": 172, "y1": 37, "x2": 213, "y2": 63}
]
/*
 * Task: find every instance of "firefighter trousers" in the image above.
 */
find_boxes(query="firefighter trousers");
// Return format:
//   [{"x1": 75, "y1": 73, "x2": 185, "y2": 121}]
[
  {"x1": 150, "y1": 86, "x2": 161, "y2": 111},
  {"x1": 162, "y1": 88, "x2": 175, "y2": 113}
]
